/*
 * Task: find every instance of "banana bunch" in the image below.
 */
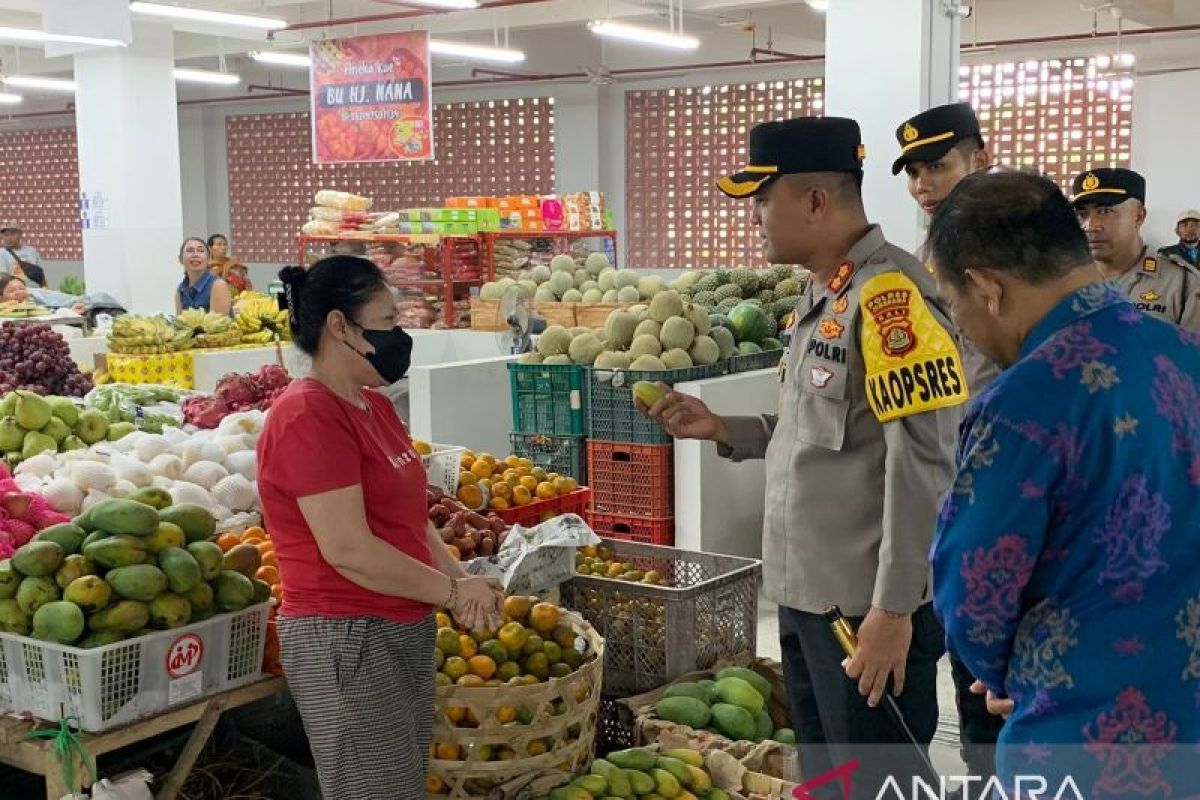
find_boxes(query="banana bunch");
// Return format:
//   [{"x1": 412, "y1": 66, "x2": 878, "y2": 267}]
[
  {"x1": 194, "y1": 327, "x2": 244, "y2": 349},
  {"x1": 236, "y1": 298, "x2": 292, "y2": 343},
  {"x1": 109, "y1": 315, "x2": 175, "y2": 354}
]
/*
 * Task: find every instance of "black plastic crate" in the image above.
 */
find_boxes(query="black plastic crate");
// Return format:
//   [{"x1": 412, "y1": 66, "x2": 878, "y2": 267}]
[
  {"x1": 584, "y1": 363, "x2": 725, "y2": 444},
  {"x1": 508, "y1": 432, "x2": 588, "y2": 484}
]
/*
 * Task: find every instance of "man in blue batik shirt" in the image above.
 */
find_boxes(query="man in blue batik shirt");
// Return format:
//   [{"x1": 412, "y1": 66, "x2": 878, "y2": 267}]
[{"x1": 925, "y1": 171, "x2": 1200, "y2": 798}]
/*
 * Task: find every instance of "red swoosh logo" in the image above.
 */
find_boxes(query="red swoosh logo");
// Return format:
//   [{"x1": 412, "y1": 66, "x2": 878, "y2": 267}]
[{"x1": 793, "y1": 759, "x2": 860, "y2": 800}]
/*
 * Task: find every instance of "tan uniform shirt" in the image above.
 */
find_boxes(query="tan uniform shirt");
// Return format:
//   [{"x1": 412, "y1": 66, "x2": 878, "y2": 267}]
[
  {"x1": 719, "y1": 226, "x2": 968, "y2": 616},
  {"x1": 1115, "y1": 246, "x2": 1200, "y2": 331}
]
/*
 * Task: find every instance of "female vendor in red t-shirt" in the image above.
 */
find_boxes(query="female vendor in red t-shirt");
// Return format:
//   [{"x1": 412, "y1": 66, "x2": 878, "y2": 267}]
[{"x1": 257, "y1": 256, "x2": 502, "y2": 800}]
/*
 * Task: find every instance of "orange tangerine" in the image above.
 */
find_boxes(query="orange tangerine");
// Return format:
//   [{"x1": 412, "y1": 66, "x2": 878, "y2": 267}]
[
  {"x1": 458, "y1": 470, "x2": 478, "y2": 486},
  {"x1": 553, "y1": 476, "x2": 578, "y2": 495},
  {"x1": 459, "y1": 452, "x2": 475, "y2": 469},
  {"x1": 495, "y1": 705, "x2": 517, "y2": 724},
  {"x1": 445, "y1": 544, "x2": 461, "y2": 561},
  {"x1": 442, "y1": 656, "x2": 468, "y2": 680},
  {"x1": 504, "y1": 455, "x2": 522, "y2": 468},
  {"x1": 241, "y1": 525, "x2": 266, "y2": 540},
  {"x1": 255, "y1": 566, "x2": 280, "y2": 585},
  {"x1": 468, "y1": 655, "x2": 497, "y2": 680},
  {"x1": 458, "y1": 635, "x2": 477, "y2": 659},
  {"x1": 435, "y1": 611, "x2": 453, "y2": 629},
  {"x1": 216, "y1": 533, "x2": 241, "y2": 553},
  {"x1": 535, "y1": 482, "x2": 557, "y2": 500},
  {"x1": 512, "y1": 486, "x2": 532, "y2": 506},
  {"x1": 517, "y1": 457, "x2": 534, "y2": 471},
  {"x1": 425, "y1": 775, "x2": 446, "y2": 794},
  {"x1": 519, "y1": 475, "x2": 539, "y2": 491},
  {"x1": 502, "y1": 596, "x2": 533, "y2": 622},
  {"x1": 498, "y1": 621, "x2": 529, "y2": 652},
  {"x1": 445, "y1": 706, "x2": 467, "y2": 724},
  {"x1": 456, "y1": 674, "x2": 485, "y2": 688},
  {"x1": 270, "y1": 584, "x2": 284, "y2": 602},
  {"x1": 457, "y1": 484, "x2": 484, "y2": 509},
  {"x1": 470, "y1": 460, "x2": 494, "y2": 479},
  {"x1": 260, "y1": 550, "x2": 279, "y2": 568},
  {"x1": 434, "y1": 743, "x2": 461, "y2": 761},
  {"x1": 489, "y1": 497, "x2": 510, "y2": 511},
  {"x1": 491, "y1": 481, "x2": 513, "y2": 500}
]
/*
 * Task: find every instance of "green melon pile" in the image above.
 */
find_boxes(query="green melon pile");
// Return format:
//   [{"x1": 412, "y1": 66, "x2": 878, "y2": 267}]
[{"x1": 653, "y1": 667, "x2": 795, "y2": 745}]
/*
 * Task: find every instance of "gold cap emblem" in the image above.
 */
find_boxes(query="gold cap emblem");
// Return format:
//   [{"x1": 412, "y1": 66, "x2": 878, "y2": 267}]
[
  {"x1": 1082, "y1": 173, "x2": 1100, "y2": 191},
  {"x1": 902, "y1": 123, "x2": 919, "y2": 143}
]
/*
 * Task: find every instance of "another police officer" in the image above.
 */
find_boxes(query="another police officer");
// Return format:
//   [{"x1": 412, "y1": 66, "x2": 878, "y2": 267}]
[
  {"x1": 892, "y1": 102, "x2": 1005, "y2": 783},
  {"x1": 646, "y1": 118, "x2": 970, "y2": 798},
  {"x1": 1072, "y1": 167, "x2": 1200, "y2": 330}
]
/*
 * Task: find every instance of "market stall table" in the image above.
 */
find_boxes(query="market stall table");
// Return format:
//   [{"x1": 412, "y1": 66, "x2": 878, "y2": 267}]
[
  {"x1": 190, "y1": 343, "x2": 308, "y2": 392},
  {"x1": 0, "y1": 675, "x2": 287, "y2": 800},
  {"x1": 68, "y1": 335, "x2": 108, "y2": 370}
]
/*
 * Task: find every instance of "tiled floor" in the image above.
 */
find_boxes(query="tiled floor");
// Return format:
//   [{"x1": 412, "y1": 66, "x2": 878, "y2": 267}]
[{"x1": 756, "y1": 595, "x2": 968, "y2": 777}]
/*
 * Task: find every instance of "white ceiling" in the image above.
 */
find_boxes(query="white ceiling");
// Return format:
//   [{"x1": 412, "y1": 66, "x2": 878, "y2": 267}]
[{"x1": 0, "y1": 0, "x2": 1197, "y2": 114}]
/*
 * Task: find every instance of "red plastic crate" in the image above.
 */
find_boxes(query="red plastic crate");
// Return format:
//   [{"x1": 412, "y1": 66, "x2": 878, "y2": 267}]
[
  {"x1": 587, "y1": 441, "x2": 674, "y2": 518},
  {"x1": 586, "y1": 511, "x2": 674, "y2": 546},
  {"x1": 494, "y1": 487, "x2": 591, "y2": 528}
]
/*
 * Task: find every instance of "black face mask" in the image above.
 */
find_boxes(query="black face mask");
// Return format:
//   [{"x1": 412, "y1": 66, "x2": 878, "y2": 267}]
[{"x1": 346, "y1": 323, "x2": 413, "y2": 383}]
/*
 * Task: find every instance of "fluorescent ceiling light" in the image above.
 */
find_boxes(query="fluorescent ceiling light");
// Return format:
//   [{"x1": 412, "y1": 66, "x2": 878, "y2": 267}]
[
  {"x1": 130, "y1": 2, "x2": 287, "y2": 31},
  {"x1": 252, "y1": 51, "x2": 312, "y2": 68},
  {"x1": 429, "y1": 39, "x2": 525, "y2": 63},
  {"x1": 806, "y1": 0, "x2": 829, "y2": 11},
  {"x1": 173, "y1": 67, "x2": 241, "y2": 85},
  {"x1": 2, "y1": 75, "x2": 77, "y2": 93},
  {"x1": 0, "y1": 25, "x2": 125, "y2": 48},
  {"x1": 401, "y1": 0, "x2": 480, "y2": 7},
  {"x1": 588, "y1": 20, "x2": 699, "y2": 50},
  {"x1": 0, "y1": 93, "x2": 22, "y2": 104}
]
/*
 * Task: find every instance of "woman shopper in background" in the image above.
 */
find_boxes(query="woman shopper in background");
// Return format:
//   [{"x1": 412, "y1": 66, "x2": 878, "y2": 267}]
[
  {"x1": 206, "y1": 233, "x2": 252, "y2": 294},
  {"x1": 174, "y1": 237, "x2": 231, "y2": 316},
  {"x1": 256, "y1": 255, "x2": 503, "y2": 800}
]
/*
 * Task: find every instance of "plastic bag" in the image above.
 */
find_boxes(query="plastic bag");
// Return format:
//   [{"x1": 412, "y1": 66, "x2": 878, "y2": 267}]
[
  {"x1": 464, "y1": 513, "x2": 600, "y2": 595},
  {"x1": 89, "y1": 769, "x2": 154, "y2": 800}
]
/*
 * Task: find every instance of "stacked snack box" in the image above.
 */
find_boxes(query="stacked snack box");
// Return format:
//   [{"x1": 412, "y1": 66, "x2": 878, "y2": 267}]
[{"x1": 445, "y1": 192, "x2": 611, "y2": 232}]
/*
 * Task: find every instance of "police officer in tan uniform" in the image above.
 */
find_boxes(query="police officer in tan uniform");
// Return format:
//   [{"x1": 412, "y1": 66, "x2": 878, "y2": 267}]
[
  {"x1": 646, "y1": 118, "x2": 970, "y2": 798},
  {"x1": 892, "y1": 102, "x2": 1006, "y2": 782},
  {"x1": 1072, "y1": 167, "x2": 1200, "y2": 331}
]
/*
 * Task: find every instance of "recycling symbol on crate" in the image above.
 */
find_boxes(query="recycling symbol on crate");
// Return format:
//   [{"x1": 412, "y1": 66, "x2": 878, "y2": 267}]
[{"x1": 166, "y1": 633, "x2": 205, "y2": 679}]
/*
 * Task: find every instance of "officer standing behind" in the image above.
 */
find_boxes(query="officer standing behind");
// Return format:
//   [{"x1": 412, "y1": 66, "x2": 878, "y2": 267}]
[
  {"x1": 892, "y1": 102, "x2": 1006, "y2": 782},
  {"x1": 645, "y1": 118, "x2": 970, "y2": 797},
  {"x1": 1160, "y1": 208, "x2": 1200, "y2": 269},
  {"x1": 1072, "y1": 168, "x2": 1200, "y2": 330}
]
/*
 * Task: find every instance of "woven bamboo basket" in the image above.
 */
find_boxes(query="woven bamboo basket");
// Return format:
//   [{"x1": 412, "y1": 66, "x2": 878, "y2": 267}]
[{"x1": 425, "y1": 610, "x2": 604, "y2": 798}]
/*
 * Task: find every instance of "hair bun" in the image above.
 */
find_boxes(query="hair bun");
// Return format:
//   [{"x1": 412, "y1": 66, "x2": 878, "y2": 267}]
[{"x1": 278, "y1": 265, "x2": 308, "y2": 288}]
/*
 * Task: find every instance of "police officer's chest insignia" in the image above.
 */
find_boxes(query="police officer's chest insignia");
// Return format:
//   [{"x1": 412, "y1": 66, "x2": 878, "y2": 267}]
[
  {"x1": 1082, "y1": 172, "x2": 1100, "y2": 191},
  {"x1": 828, "y1": 261, "x2": 854, "y2": 294},
  {"x1": 864, "y1": 288, "x2": 917, "y2": 357},
  {"x1": 902, "y1": 123, "x2": 919, "y2": 143},
  {"x1": 832, "y1": 295, "x2": 849, "y2": 314},
  {"x1": 818, "y1": 317, "x2": 845, "y2": 340},
  {"x1": 1140, "y1": 290, "x2": 1161, "y2": 303},
  {"x1": 1143, "y1": 258, "x2": 1158, "y2": 274},
  {"x1": 810, "y1": 366, "x2": 834, "y2": 388}
]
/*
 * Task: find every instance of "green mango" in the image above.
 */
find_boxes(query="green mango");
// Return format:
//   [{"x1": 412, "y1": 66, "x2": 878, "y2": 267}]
[
  {"x1": 12, "y1": 541, "x2": 65, "y2": 578},
  {"x1": 35, "y1": 523, "x2": 87, "y2": 556}
]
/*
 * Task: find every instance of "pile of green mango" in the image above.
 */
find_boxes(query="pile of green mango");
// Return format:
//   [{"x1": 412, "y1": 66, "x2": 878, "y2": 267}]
[
  {"x1": 0, "y1": 495, "x2": 265, "y2": 648},
  {"x1": 0, "y1": 390, "x2": 137, "y2": 470},
  {"x1": 541, "y1": 747, "x2": 730, "y2": 800},
  {"x1": 653, "y1": 667, "x2": 795, "y2": 745}
]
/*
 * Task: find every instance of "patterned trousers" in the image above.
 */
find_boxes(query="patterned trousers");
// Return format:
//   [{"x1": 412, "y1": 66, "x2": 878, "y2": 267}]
[{"x1": 278, "y1": 614, "x2": 436, "y2": 800}]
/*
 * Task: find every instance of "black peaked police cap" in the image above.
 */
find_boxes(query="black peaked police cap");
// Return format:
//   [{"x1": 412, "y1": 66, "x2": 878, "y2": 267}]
[
  {"x1": 717, "y1": 117, "x2": 866, "y2": 199},
  {"x1": 891, "y1": 102, "x2": 982, "y2": 175},
  {"x1": 1070, "y1": 167, "x2": 1146, "y2": 208}
]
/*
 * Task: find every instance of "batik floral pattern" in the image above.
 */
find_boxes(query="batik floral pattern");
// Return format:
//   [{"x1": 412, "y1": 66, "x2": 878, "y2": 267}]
[
  {"x1": 1176, "y1": 595, "x2": 1200, "y2": 685},
  {"x1": 1092, "y1": 474, "x2": 1170, "y2": 603},
  {"x1": 957, "y1": 535, "x2": 1037, "y2": 646},
  {"x1": 1010, "y1": 602, "x2": 1078, "y2": 691},
  {"x1": 1152, "y1": 355, "x2": 1200, "y2": 486},
  {"x1": 1083, "y1": 688, "x2": 1176, "y2": 798},
  {"x1": 1030, "y1": 321, "x2": 1117, "y2": 379}
]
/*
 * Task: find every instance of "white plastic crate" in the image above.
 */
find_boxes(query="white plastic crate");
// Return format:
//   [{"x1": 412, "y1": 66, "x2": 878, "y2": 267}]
[
  {"x1": 0, "y1": 602, "x2": 269, "y2": 733},
  {"x1": 423, "y1": 443, "x2": 465, "y2": 494}
]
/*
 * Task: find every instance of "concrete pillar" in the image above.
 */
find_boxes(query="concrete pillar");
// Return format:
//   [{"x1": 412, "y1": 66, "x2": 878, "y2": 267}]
[
  {"x1": 825, "y1": 0, "x2": 962, "y2": 252},
  {"x1": 73, "y1": 22, "x2": 184, "y2": 314}
]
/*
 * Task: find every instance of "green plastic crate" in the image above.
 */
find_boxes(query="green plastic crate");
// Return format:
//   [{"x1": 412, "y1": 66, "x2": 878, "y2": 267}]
[
  {"x1": 585, "y1": 363, "x2": 725, "y2": 444},
  {"x1": 509, "y1": 362, "x2": 586, "y2": 435},
  {"x1": 508, "y1": 432, "x2": 588, "y2": 484}
]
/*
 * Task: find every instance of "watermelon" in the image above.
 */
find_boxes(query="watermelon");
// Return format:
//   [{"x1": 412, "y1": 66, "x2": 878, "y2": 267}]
[{"x1": 728, "y1": 302, "x2": 770, "y2": 345}]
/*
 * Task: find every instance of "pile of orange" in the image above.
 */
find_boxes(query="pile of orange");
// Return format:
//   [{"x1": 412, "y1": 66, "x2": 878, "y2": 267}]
[
  {"x1": 218, "y1": 525, "x2": 284, "y2": 606},
  {"x1": 455, "y1": 451, "x2": 580, "y2": 512}
]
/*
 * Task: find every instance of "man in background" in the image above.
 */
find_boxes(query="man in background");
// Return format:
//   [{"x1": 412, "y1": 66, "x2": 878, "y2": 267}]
[
  {"x1": 1160, "y1": 208, "x2": 1200, "y2": 268},
  {"x1": 1072, "y1": 168, "x2": 1200, "y2": 330},
  {"x1": 0, "y1": 223, "x2": 46, "y2": 287},
  {"x1": 892, "y1": 102, "x2": 1005, "y2": 784}
]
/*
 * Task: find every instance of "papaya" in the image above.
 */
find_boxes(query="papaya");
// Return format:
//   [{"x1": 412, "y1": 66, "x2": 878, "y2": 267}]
[
  {"x1": 84, "y1": 535, "x2": 148, "y2": 569},
  {"x1": 32, "y1": 601, "x2": 85, "y2": 644},
  {"x1": 54, "y1": 554, "x2": 97, "y2": 590},
  {"x1": 34, "y1": 523, "x2": 87, "y2": 556},
  {"x1": 710, "y1": 702, "x2": 757, "y2": 741},
  {"x1": 252, "y1": 579, "x2": 272, "y2": 605},
  {"x1": 129, "y1": 487, "x2": 173, "y2": 511},
  {"x1": 148, "y1": 593, "x2": 192, "y2": 629},
  {"x1": 186, "y1": 541, "x2": 223, "y2": 581},
  {"x1": 87, "y1": 498, "x2": 160, "y2": 537},
  {"x1": 16, "y1": 575, "x2": 60, "y2": 615},
  {"x1": 0, "y1": 598, "x2": 30, "y2": 634},
  {"x1": 0, "y1": 559, "x2": 19, "y2": 599},
  {"x1": 11, "y1": 541, "x2": 65, "y2": 578},
  {"x1": 64, "y1": 575, "x2": 112, "y2": 614},
  {"x1": 158, "y1": 547, "x2": 203, "y2": 594},
  {"x1": 214, "y1": 570, "x2": 255, "y2": 611},
  {"x1": 655, "y1": 696, "x2": 711, "y2": 730},
  {"x1": 106, "y1": 564, "x2": 168, "y2": 602},
  {"x1": 88, "y1": 600, "x2": 150, "y2": 634},
  {"x1": 144, "y1": 523, "x2": 186, "y2": 555},
  {"x1": 716, "y1": 666, "x2": 772, "y2": 703},
  {"x1": 184, "y1": 582, "x2": 214, "y2": 613},
  {"x1": 78, "y1": 630, "x2": 124, "y2": 648},
  {"x1": 606, "y1": 748, "x2": 658, "y2": 773},
  {"x1": 713, "y1": 676, "x2": 765, "y2": 715},
  {"x1": 222, "y1": 544, "x2": 261, "y2": 579},
  {"x1": 754, "y1": 710, "x2": 773, "y2": 742},
  {"x1": 158, "y1": 504, "x2": 216, "y2": 544},
  {"x1": 662, "y1": 682, "x2": 713, "y2": 704},
  {"x1": 660, "y1": 749, "x2": 704, "y2": 769},
  {"x1": 80, "y1": 530, "x2": 111, "y2": 551}
]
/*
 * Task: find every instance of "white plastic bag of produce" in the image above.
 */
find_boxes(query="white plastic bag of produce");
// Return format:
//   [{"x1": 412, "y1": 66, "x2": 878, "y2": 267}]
[
  {"x1": 465, "y1": 513, "x2": 600, "y2": 595},
  {"x1": 90, "y1": 769, "x2": 154, "y2": 800}
]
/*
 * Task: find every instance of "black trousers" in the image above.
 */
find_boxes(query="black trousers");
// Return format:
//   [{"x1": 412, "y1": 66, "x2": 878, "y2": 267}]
[
  {"x1": 778, "y1": 603, "x2": 945, "y2": 800},
  {"x1": 950, "y1": 652, "x2": 1004, "y2": 779}
]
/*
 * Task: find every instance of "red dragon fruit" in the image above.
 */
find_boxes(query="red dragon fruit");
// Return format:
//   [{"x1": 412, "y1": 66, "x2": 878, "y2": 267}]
[
  {"x1": 215, "y1": 373, "x2": 261, "y2": 411},
  {"x1": 183, "y1": 395, "x2": 230, "y2": 429}
]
